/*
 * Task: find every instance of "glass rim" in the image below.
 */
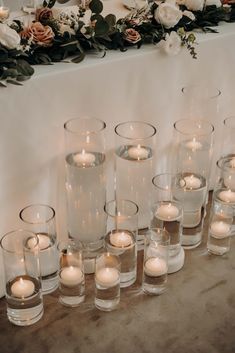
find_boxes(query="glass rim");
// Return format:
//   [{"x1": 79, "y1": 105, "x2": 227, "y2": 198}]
[
  {"x1": 64, "y1": 117, "x2": 106, "y2": 135},
  {"x1": 152, "y1": 173, "x2": 186, "y2": 190},
  {"x1": 114, "y1": 121, "x2": 157, "y2": 140},
  {"x1": 181, "y1": 85, "x2": 221, "y2": 99},
  {"x1": 223, "y1": 116, "x2": 235, "y2": 128},
  {"x1": 0, "y1": 229, "x2": 39, "y2": 254},
  {"x1": 19, "y1": 204, "x2": 55, "y2": 225},
  {"x1": 173, "y1": 119, "x2": 214, "y2": 136},
  {"x1": 95, "y1": 252, "x2": 121, "y2": 266},
  {"x1": 57, "y1": 238, "x2": 83, "y2": 252},
  {"x1": 216, "y1": 156, "x2": 235, "y2": 171},
  {"x1": 104, "y1": 199, "x2": 139, "y2": 218}
]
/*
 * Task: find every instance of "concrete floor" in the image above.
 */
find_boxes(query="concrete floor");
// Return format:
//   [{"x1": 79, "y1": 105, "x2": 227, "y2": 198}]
[{"x1": 0, "y1": 202, "x2": 235, "y2": 353}]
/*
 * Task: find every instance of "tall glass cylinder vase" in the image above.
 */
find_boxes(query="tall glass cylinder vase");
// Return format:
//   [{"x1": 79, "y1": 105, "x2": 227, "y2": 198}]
[
  {"x1": 114, "y1": 121, "x2": 157, "y2": 249},
  {"x1": 64, "y1": 117, "x2": 106, "y2": 273},
  {"x1": 180, "y1": 84, "x2": 221, "y2": 188},
  {"x1": 173, "y1": 119, "x2": 214, "y2": 249},
  {"x1": 213, "y1": 156, "x2": 235, "y2": 235},
  {"x1": 222, "y1": 116, "x2": 235, "y2": 159}
]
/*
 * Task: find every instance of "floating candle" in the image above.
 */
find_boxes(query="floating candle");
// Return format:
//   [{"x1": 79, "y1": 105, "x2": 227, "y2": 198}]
[
  {"x1": 0, "y1": 7, "x2": 9, "y2": 21},
  {"x1": 219, "y1": 189, "x2": 235, "y2": 203},
  {"x1": 74, "y1": 150, "x2": 95, "y2": 165},
  {"x1": 28, "y1": 233, "x2": 51, "y2": 250},
  {"x1": 96, "y1": 267, "x2": 119, "y2": 288},
  {"x1": 11, "y1": 277, "x2": 35, "y2": 298},
  {"x1": 185, "y1": 138, "x2": 202, "y2": 151},
  {"x1": 110, "y1": 231, "x2": 132, "y2": 248},
  {"x1": 144, "y1": 258, "x2": 167, "y2": 277},
  {"x1": 230, "y1": 158, "x2": 235, "y2": 168},
  {"x1": 60, "y1": 266, "x2": 83, "y2": 287},
  {"x1": 210, "y1": 221, "x2": 230, "y2": 238},
  {"x1": 128, "y1": 145, "x2": 148, "y2": 160},
  {"x1": 156, "y1": 203, "x2": 179, "y2": 221},
  {"x1": 183, "y1": 175, "x2": 201, "y2": 189}
]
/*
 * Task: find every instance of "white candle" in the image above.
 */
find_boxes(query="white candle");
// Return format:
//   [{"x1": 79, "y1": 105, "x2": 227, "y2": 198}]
[
  {"x1": 96, "y1": 267, "x2": 119, "y2": 288},
  {"x1": 110, "y1": 231, "x2": 132, "y2": 248},
  {"x1": 60, "y1": 266, "x2": 83, "y2": 287},
  {"x1": 156, "y1": 203, "x2": 179, "y2": 221},
  {"x1": 210, "y1": 221, "x2": 230, "y2": 238},
  {"x1": 183, "y1": 175, "x2": 201, "y2": 189},
  {"x1": 230, "y1": 158, "x2": 235, "y2": 168},
  {"x1": 185, "y1": 138, "x2": 202, "y2": 151},
  {"x1": 74, "y1": 150, "x2": 95, "y2": 166},
  {"x1": 28, "y1": 233, "x2": 51, "y2": 250},
  {"x1": 144, "y1": 258, "x2": 167, "y2": 277},
  {"x1": 128, "y1": 145, "x2": 148, "y2": 160},
  {"x1": 219, "y1": 189, "x2": 235, "y2": 203},
  {"x1": 11, "y1": 277, "x2": 35, "y2": 298},
  {"x1": 0, "y1": 7, "x2": 9, "y2": 20}
]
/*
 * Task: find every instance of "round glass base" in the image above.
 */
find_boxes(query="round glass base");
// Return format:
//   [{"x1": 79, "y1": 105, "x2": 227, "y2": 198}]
[
  {"x1": 168, "y1": 247, "x2": 185, "y2": 274},
  {"x1": 42, "y1": 275, "x2": 59, "y2": 294},
  {"x1": 207, "y1": 245, "x2": 229, "y2": 256},
  {"x1": 59, "y1": 294, "x2": 85, "y2": 307},
  {"x1": 7, "y1": 303, "x2": 44, "y2": 326},
  {"x1": 95, "y1": 297, "x2": 119, "y2": 311},
  {"x1": 120, "y1": 271, "x2": 136, "y2": 288},
  {"x1": 182, "y1": 232, "x2": 202, "y2": 249},
  {"x1": 142, "y1": 284, "x2": 166, "y2": 296}
]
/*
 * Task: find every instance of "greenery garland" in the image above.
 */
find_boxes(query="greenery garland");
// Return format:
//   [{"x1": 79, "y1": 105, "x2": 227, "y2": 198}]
[{"x1": 0, "y1": 0, "x2": 234, "y2": 87}]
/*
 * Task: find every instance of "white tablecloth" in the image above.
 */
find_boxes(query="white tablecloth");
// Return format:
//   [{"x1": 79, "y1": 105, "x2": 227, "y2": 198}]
[{"x1": 1, "y1": 8, "x2": 235, "y2": 295}]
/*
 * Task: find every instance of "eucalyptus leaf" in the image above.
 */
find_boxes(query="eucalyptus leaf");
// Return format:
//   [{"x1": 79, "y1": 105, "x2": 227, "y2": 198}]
[
  {"x1": 89, "y1": 0, "x2": 103, "y2": 14},
  {"x1": 16, "y1": 59, "x2": 34, "y2": 77},
  {"x1": 105, "y1": 14, "x2": 116, "y2": 29},
  {"x1": 71, "y1": 52, "x2": 85, "y2": 63},
  {"x1": 6, "y1": 78, "x2": 23, "y2": 85},
  {"x1": 95, "y1": 18, "x2": 109, "y2": 36}
]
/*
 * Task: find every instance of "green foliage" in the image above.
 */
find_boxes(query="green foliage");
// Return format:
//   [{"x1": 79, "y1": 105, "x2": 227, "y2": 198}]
[{"x1": 1, "y1": 0, "x2": 235, "y2": 86}]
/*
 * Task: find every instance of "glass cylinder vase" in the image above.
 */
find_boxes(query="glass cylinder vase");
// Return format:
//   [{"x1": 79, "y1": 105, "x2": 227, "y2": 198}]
[
  {"x1": 0, "y1": 230, "x2": 44, "y2": 326},
  {"x1": 114, "y1": 121, "x2": 157, "y2": 249},
  {"x1": 173, "y1": 119, "x2": 214, "y2": 248},
  {"x1": 64, "y1": 117, "x2": 106, "y2": 273},
  {"x1": 104, "y1": 199, "x2": 138, "y2": 288}
]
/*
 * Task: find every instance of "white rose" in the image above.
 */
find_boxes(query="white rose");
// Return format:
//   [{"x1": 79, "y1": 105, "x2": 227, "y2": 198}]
[
  {"x1": 183, "y1": 10, "x2": 196, "y2": 20},
  {"x1": 158, "y1": 31, "x2": 182, "y2": 56},
  {"x1": 184, "y1": 0, "x2": 204, "y2": 11},
  {"x1": 154, "y1": 3, "x2": 182, "y2": 29},
  {"x1": 0, "y1": 23, "x2": 21, "y2": 49},
  {"x1": 205, "y1": 0, "x2": 221, "y2": 7}
]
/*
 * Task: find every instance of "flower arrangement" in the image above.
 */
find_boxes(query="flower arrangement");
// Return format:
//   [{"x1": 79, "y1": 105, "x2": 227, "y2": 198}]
[{"x1": 0, "y1": 0, "x2": 234, "y2": 86}]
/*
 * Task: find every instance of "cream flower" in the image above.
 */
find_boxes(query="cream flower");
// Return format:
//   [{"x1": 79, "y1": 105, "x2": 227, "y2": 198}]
[
  {"x1": 205, "y1": 0, "x2": 221, "y2": 6},
  {"x1": 184, "y1": 0, "x2": 204, "y2": 11},
  {"x1": 183, "y1": 10, "x2": 196, "y2": 20},
  {"x1": 159, "y1": 31, "x2": 182, "y2": 56},
  {"x1": 59, "y1": 24, "x2": 75, "y2": 36},
  {"x1": 154, "y1": 3, "x2": 182, "y2": 29},
  {"x1": 0, "y1": 23, "x2": 21, "y2": 49}
]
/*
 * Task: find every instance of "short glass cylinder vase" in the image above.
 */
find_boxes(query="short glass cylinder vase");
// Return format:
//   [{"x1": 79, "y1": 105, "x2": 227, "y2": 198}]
[
  {"x1": 173, "y1": 119, "x2": 214, "y2": 249},
  {"x1": 58, "y1": 239, "x2": 85, "y2": 307},
  {"x1": 142, "y1": 228, "x2": 169, "y2": 295},
  {"x1": 95, "y1": 252, "x2": 121, "y2": 312},
  {"x1": 152, "y1": 173, "x2": 185, "y2": 273},
  {"x1": 114, "y1": 121, "x2": 157, "y2": 249},
  {"x1": 0, "y1": 230, "x2": 44, "y2": 326},
  {"x1": 19, "y1": 204, "x2": 59, "y2": 294},
  {"x1": 104, "y1": 199, "x2": 138, "y2": 288},
  {"x1": 64, "y1": 117, "x2": 107, "y2": 273},
  {"x1": 207, "y1": 200, "x2": 233, "y2": 255}
]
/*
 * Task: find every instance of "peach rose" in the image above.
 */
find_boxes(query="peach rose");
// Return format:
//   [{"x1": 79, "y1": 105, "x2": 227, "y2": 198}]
[
  {"x1": 124, "y1": 28, "x2": 141, "y2": 44},
  {"x1": 21, "y1": 22, "x2": 54, "y2": 47},
  {"x1": 36, "y1": 7, "x2": 53, "y2": 23}
]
